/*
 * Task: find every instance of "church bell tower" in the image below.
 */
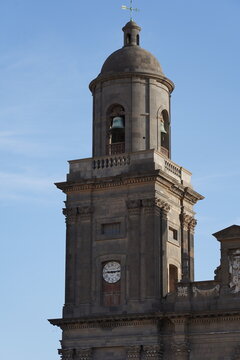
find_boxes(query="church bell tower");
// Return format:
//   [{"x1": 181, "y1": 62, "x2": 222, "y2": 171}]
[{"x1": 50, "y1": 20, "x2": 203, "y2": 360}]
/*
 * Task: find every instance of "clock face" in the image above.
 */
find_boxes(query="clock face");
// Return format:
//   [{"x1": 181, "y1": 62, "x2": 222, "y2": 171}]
[{"x1": 102, "y1": 261, "x2": 121, "y2": 283}]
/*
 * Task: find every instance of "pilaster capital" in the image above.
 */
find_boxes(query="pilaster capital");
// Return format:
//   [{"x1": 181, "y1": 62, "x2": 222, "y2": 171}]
[
  {"x1": 189, "y1": 218, "x2": 197, "y2": 233},
  {"x1": 58, "y1": 349, "x2": 74, "y2": 360},
  {"x1": 77, "y1": 206, "x2": 93, "y2": 220},
  {"x1": 126, "y1": 345, "x2": 141, "y2": 359},
  {"x1": 180, "y1": 213, "x2": 196, "y2": 232},
  {"x1": 75, "y1": 348, "x2": 92, "y2": 360},
  {"x1": 155, "y1": 198, "x2": 170, "y2": 217},
  {"x1": 126, "y1": 199, "x2": 141, "y2": 215},
  {"x1": 62, "y1": 207, "x2": 78, "y2": 224},
  {"x1": 143, "y1": 344, "x2": 163, "y2": 359}
]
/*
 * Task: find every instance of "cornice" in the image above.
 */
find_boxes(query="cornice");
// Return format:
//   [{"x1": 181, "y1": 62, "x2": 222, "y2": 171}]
[
  {"x1": 55, "y1": 169, "x2": 203, "y2": 206},
  {"x1": 89, "y1": 71, "x2": 174, "y2": 93},
  {"x1": 49, "y1": 309, "x2": 240, "y2": 330}
]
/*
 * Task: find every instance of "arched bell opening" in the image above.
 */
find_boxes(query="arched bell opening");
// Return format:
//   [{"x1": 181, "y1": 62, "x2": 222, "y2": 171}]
[
  {"x1": 160, "y1": 110, "x2": 170, "y2": 158},
  {"x1": 169, "y1": 264, "x2": 178, "y2": 293},
  {"x1": 106, "y1": 105, "x2": 125, "y2": 155}
]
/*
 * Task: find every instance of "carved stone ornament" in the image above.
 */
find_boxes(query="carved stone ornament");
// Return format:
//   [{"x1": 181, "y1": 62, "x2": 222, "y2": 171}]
[
  {"x1": 142, "y1": 198, "x2": 155, "y2": 208},
  {"x1": 126, "y1": 199, "x2": 141, "y2": 209},
  {"x1": 192, "y1": 284, "x2": 220, "y2": 297},
  {"x1": 58, "y1": 349, "x2": 74, "y2": 360},
  {"x1": 189, "y1": 218, "x2": 197, "y2": 233},
  {"x1": 126, "y1": 199, "x2": 141, "y2": 215},
  {"x1": 155, "y1": 198, "x2": 170, "y2": 212},
  {"x1": 126, "y1": 345, "x2": 141, "y2": 359},
  {"x1": 180, "y1": 213, "x2": 196, "y2": 232},
  {"x1": 171, "y1": 342, "x2": 190, "y2": 356},
  {"x1": 62, "y1": 208, "x2": 77, "y2": 224},
  {"x1": 75, "y1": 348, "x2": 93, "y2": 360},
  {"x1": 177, "y1": 286, "x2": 188, "y2": 297},
  {"x1": 143, "y1": 344, "x2": 163, "y2": 359},
  {"x1": 229, "y1": 250, "x2": 240, "y2": 293},
  {"x1": 77, "y1": 206, "x2": 93, "y2": 220}
]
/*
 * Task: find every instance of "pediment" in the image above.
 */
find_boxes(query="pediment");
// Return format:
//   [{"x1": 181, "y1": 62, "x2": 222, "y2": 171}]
[{"x1": 213, "y1": 225, "x2": 240, "y2": 241}]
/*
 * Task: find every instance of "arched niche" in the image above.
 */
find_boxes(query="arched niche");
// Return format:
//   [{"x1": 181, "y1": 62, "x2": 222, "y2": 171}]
[
  {"x1": 106, "y1": 104, "x2": 125, "y2": 155},
  {"x1": 160, "y1": 109, "x2": 170, "y2": 158},
  {"x1": 169, "y1": 264, "x2": 178, "y2": 293}
]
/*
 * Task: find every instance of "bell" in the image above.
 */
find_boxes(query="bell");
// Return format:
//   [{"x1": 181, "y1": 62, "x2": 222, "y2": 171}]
[
  {"x1": 111, "y1": 116, "x2": 124, "y2": 129},
  {"x1": 160, "y1": 120, "x2": 167, "y2": 134}
]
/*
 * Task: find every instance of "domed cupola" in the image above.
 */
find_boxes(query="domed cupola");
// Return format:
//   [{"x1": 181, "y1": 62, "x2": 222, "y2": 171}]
[{"x1": 90, "y1": 21, "x2": 175, "y2": 158}]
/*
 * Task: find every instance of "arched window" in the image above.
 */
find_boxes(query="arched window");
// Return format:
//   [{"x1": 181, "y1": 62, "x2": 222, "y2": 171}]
[
  {"x1": 106, "y1": 105, "x2": 125, "y2": 155},
  {"x1": 160, "y1": 110, "x2": 170, "y2": 158},
  {"x1": 169, "y1": 264, "x2": 178, "y2": 293},
  {"x1": 136, "y1": 34, "x2": 140, "y2": 45},
  {"x1": 126, "y1": 33, "x2": 131, "y2": 45}
]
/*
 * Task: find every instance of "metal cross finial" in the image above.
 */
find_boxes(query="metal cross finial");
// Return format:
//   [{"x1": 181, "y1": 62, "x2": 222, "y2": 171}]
[{"x1": 122, "y1": 0, "x2": 139, "y2": 21}]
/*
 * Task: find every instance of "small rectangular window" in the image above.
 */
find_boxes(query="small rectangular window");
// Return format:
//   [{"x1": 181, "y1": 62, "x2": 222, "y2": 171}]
[
  {"x1": 101, "y1": 223, "x2": 121, "y2": 236},
  {"x1": 169, "y1": 227, "x2": 178, "y2": 241}
]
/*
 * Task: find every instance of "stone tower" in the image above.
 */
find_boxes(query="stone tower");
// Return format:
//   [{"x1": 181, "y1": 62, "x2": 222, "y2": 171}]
[{"x1": 50, "y1": 21, "x2": 204, "y2": 359}]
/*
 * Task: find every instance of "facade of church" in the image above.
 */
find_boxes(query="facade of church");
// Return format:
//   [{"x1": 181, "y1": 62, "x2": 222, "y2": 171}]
[{"x1": 49, "y1": 21, "x2": 240, "y2": 360}]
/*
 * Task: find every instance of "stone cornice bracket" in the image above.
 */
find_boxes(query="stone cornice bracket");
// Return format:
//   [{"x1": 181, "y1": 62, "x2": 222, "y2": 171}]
[
  {"x1": 126, "y1": 199, "x2": 141, "y2": 215},
  {"x1": 126, "y1": 345, "x2": 141, "y2": 359},
  {"x1": 62, "y1": 208, "x2": 78, "y2": 225},
  {"x1": 75, "y1": 348, "x2": 92, "y2": 360},
  {"x1": 58, "y1": 349, "x2": 74, "y2": 360},
  {"x1": 143, "y1": 344, "x2": 163, "y2": 359}
]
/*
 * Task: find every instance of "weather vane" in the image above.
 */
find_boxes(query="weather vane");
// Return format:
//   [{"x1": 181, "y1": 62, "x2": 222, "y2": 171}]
[{"x1": 122, "y1": 0, "x2": 139, "y2": 21}]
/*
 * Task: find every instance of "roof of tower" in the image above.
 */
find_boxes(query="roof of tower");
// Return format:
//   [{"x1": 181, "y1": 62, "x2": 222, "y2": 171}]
[
  {"x1": 89, "y1": 21, "x2": 174, "y2": 93},
  {"x1": 100, "y1": 46, "x2": 163, "y2": 76}
]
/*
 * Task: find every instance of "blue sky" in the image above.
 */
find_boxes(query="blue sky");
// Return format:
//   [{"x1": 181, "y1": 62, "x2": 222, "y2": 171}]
[{"x1": 1, "y1": 0, "x2": 240, "y2": 359}]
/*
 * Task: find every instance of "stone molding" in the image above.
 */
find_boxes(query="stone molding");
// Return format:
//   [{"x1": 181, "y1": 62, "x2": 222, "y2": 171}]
[
  {"x1": 75, "y1": 348, "x2": 92, "y2": 360},
  {"x1": 126, "y1": 345, "x2": 141, "y2": 359},
  {"x1": 143, "y1": 345, "x2": 163, "y2": 359},
  {"x1": 58, "y1": 349, "x2": 74, "y2": 360}
]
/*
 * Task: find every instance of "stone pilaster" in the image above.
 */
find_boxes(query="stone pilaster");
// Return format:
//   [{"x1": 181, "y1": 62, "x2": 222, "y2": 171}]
[
  {"x1": 170, "y1": 317, "x2": 190, "y2": 360},
  {"x1": 75, "y1": 206, "x2": 93, "y2": 306},
  {"x1": 63, "y1": 207, "x2": 78, "y2": 307},
  {"x1": 180, "y1": 213, "x2": 196, "y2": 282},
  {"x1": 142, "y1": 198, "x2": 157, "y2": 299},
  {"x1": 127, "y1": 200, "x2": 141, "y2": 301},
  {"x1": 75, "y1": 348, "x2": 93, "y2": 360},
  {"x1": 58, "y1": 348, "x2": 74, "y2": 360},
  {"x1": 156, "y1": 199, "x2": 170, "y2": 297},
  {"x1": 142, "y1": 344, "x2": 163, "y2": 359},
  {"x1": 126, "y1": 345, "x2": 141, "y2": 359}
]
